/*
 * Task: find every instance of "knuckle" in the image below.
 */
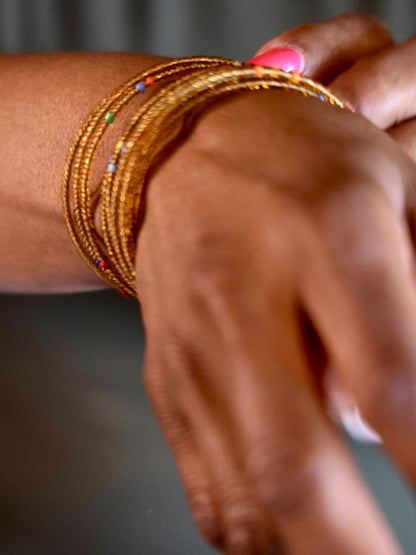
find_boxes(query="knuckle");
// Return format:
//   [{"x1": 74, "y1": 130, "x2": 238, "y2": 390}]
[
  {"x1": 222, "y1": 494, "x2": 267, "y2": 554},
  {"x1": 285, "y1": 13, "x2": 390, "y2": 45},
  {"x1": 247, "y1": 435, "x2": 316, "y2": 519},
  {"x1": 289, "y1": 22, "x2": 315, "y2": 38},
  {"x1": 332, "y1": 71, "x2": 379, "y2": 124},
  {"x1": 335, "y1": 12, "x2": 391, "y2": 35},
  {"x1": 277, "y1": 23, "x2": 317, "y2": 48},
  {"x1": 189, "y1": 491, "x2": 221, "y2": 546},
  {"x1": 225, "y1": 523, "x2": 257, "y2": 554},
  {"x1": 332, "y1": 49, "x2": 401, "y2": 129},
  {"x1": 224, "y1": 494, "x2": 262, "y2": 528}
]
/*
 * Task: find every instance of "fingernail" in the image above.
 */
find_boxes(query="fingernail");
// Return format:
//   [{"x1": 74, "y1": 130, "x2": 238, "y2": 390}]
[
  {"x1": 339, "y1": 406, "x2": 382, "y2": 445},
  {"x1": 247, "y1": 47, "x2": 303, "y2": 72}
]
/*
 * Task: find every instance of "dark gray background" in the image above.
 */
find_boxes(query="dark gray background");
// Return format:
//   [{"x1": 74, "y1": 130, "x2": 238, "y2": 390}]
[{"x1": 0, "y1": 1, "x2": 415, "y2": 553}]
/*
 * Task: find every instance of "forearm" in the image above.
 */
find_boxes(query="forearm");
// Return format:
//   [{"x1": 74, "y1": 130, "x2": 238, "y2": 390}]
[{"x1": 0, "y1": 51, "x2": 169, "y2": 293}]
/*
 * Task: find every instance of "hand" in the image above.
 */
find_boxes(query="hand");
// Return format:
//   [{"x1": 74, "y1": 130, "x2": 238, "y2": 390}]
[
  {"x1": 135, "y1": 86, "x2": 416, "y2": 554},
  {"x1": 252, "y1": 12, "x2": 416, "y2": 161},
  {"x1": 252, "y1": 12, "x2": 416, "y2": 445}
]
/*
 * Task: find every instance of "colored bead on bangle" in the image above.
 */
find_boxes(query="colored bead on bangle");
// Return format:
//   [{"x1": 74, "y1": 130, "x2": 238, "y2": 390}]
[{"x1": 63, "y1": 56, "x2": 351, "y2": 299}]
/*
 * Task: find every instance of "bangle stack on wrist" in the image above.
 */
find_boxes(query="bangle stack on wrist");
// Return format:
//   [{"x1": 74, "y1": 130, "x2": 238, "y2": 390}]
[{"x1": 62, "y1": 56, "x2": 350, "y2": 298}]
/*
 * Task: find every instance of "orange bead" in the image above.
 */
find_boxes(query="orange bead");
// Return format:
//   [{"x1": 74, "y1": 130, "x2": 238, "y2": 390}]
[
  {"x1": 290, "y1": 71, "x2": 301, "y2": 84},
  {"x1": 254, "y1": 65, "x2": 265, "y2": 77}
]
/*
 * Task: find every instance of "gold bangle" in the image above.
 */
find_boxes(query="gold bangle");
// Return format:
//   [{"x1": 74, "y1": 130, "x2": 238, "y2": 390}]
[
  {"x1": 63, "y1": 56, "x2": 350, "y2": 298},
  {"x1": 63, "y1": 57, "x2": 228, "y2": 296}
]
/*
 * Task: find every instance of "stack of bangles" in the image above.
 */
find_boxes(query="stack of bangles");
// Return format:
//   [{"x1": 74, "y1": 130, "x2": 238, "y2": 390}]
[{"x1": 62, "y1": 55, "x2": 351, "y2": 299}]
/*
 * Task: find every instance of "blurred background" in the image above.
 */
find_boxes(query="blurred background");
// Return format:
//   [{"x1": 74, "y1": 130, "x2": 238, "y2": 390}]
[{"x1": 0, "y1": 1, "x2": 415, "y2": 553}]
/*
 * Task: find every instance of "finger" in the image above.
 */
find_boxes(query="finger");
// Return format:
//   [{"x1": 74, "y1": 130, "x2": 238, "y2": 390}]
[
  {"x1": 250, "y1": 13, "x2": 393, "y2": 83},
  {"x1": 194, "y1": 412, "x2": 274, "y2": 554},
  {"x1": 146, "y1": 336, "x2": 276, "y2": 553},
  {"x1": 301, "y1": 178, "x2": 416, "y2": 484},
  {"x1": 192, "y1": 279, "x2": 403, "y2": 555},
  {"x1": 143, "y1": 352, "x2": 222, "y2": 547},
  {"x1": 388, "y1": 117, "x2": 416, "y2": 162},
  {"x1": 330, "y1": 36, "x2": 416, "y2": 128}
]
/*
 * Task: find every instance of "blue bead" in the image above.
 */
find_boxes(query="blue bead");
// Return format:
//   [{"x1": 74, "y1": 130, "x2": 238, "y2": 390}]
[
  {"x1": 136, "y1": 82, "x2": 146, "y2": 93},
  {"x1": 108, "y1": 163, "x2": 117, "y2": 173},
  {"x1": 317, "y1": 93, "x2": 325, "y2": 101},
  {"x1": 122, "y1": 145, "x2": 127, "y2": 152},
  {"x1": 94, "y1": 260, "x2": 101, "y2": 267}
]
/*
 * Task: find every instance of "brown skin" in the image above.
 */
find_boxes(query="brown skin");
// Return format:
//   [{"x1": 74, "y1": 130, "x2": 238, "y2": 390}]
[
  {"x1": 255, "y1": 8, "x2": 416, "y2": 475},
  {"x1": 0, "y1": 51, "x2": 168, "y2": 293},
  {"x1": 1, "y1": 29, "x2": 415, "y2": 553},
  {"x1": 138, "y1": 89, "x2": 416, "y2": 554},
  {"x1": 255, "y1": 12, "x2": 416, "y2": 160}
]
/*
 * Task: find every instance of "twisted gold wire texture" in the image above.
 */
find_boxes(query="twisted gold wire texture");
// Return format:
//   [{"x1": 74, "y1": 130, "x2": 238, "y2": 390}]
[{"x1": 63, "y1": 56, "x2": 351, "y2": 298}]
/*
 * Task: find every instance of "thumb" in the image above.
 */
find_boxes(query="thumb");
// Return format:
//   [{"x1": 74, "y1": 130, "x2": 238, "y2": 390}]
[{"x1": 248, "y1": 12, "x2": 393, "y2": 83}]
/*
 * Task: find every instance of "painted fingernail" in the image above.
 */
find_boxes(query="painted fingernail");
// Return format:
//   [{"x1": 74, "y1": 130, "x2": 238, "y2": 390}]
[{"x1": 247, "y1": 47, "x2": 303, "y2": 72}]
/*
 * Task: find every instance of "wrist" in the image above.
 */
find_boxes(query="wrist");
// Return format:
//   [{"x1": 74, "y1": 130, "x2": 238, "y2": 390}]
[
  {"x1": 134, "y1": 92, "x2": 323, "y2": 299},
  {"x1": 63, "y1": 56, "x2": 352, "y2": 299}
]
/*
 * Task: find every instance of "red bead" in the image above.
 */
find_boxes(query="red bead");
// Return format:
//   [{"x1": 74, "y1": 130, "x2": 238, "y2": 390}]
[
  {"x1": 99, "y1": 261, "x2": 109, "y2": 269},
  {"x1": 146, "y1": 76, "x2": 155, "y2": 86}
]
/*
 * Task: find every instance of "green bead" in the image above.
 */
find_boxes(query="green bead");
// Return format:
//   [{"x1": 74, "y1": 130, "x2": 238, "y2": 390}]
[{"x1": 105, "y1": 111, "x2": 115, "y2": 123}]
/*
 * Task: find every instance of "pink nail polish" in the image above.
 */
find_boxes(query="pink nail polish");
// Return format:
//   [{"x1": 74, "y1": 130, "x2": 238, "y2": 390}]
[{"x1": 247, "y1": 47, "x2": 303, "y2": 72}]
